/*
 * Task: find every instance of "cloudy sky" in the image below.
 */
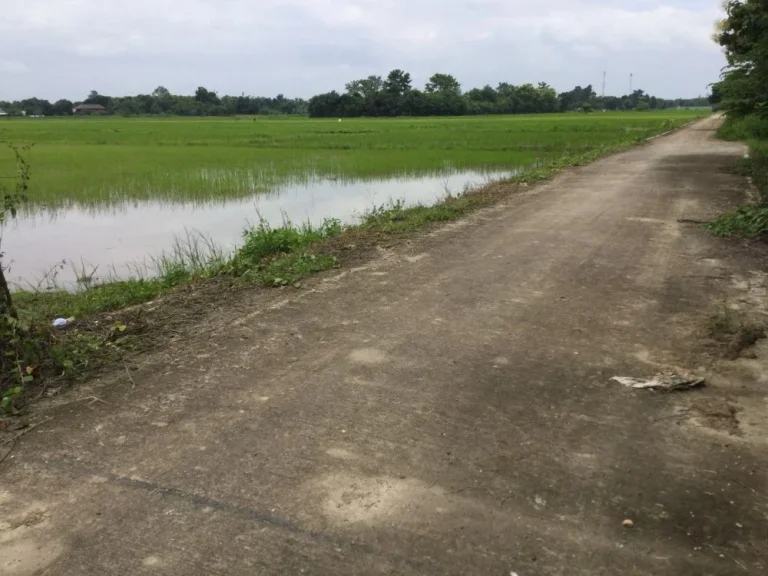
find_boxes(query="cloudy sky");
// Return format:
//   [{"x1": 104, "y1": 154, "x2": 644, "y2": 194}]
[{"x1": 1, "y1": 0, "x2": 725, "y2": 101}]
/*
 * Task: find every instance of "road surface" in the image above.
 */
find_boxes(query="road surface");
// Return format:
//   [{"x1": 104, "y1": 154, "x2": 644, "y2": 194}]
[{"x1": 2, "y1": 116, "x2": 767, "y2": 575}]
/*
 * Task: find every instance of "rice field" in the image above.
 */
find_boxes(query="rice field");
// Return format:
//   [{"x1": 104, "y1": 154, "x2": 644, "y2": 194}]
[{"x1": 0, "y1": 110, "x2": 705, "y2": 209}]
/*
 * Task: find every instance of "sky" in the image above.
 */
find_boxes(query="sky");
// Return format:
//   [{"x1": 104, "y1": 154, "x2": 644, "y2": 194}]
[{"x1": 0, "y1": 0, "x2": 726, "y2": 101}]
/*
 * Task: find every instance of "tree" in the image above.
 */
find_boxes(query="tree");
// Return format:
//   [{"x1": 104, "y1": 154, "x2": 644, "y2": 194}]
[
  {"x1": 401, "y1": 90, "x2": 431, "y2": 116},
  {"x1": 535, "y1": 83, "x2": 558, "y2": 113},
  {"x1": 50, "y1": 99, "x2": 74, "y2": 116},
  {"x1": 516, "y1": 84, "x2": 539, "y2": 113},
  {"x1": 383, "y1": 69, "x2": 412, "y2": 96},
  {"x1": 558, "y1": 84, "x2": 596, "y2": 112},
  {"x1": 425, "y1": 73, "x2": 461, "y2": 95},
  {"x1": 194, "y1": 86, "x2": 220, "y2": 106},
  {"x1": 152, "y1": 86, "x2": 171, "y2": 100},
  {"x1": 84, "y1": 90, "x2": 111, "y2": 108},
  {"x1": 496, "y1": 83, "x2": 520, "y2": 113},
  {"x1": 714, "y1": 0, "x2": 768, "y2": 118},
  {"x1": 19, "y1": 98, "x2": 52, "y2": 116},
  {"x1": 345, "y1": 76, "x2": 384, "y2": 100},
  {"x1": 308, "y1": 91, "x2": 343, "y2": 117}
]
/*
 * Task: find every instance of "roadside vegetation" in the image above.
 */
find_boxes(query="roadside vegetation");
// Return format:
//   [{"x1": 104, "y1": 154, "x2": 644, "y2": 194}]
[{"x1": 709, "y1": 0, "x2": 768, "y2": 238}]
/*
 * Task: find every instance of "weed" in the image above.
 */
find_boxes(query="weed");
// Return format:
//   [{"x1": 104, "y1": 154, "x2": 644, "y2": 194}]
[
  {"x1": 708, "y1": 205, "x2": 768, "y2": 237},
  {"x1": 257, "y1": 252, "x2": 338, "y2": 286},
  {"x1": 232, "y1": 215, "x2": 342, "y2": 273}
]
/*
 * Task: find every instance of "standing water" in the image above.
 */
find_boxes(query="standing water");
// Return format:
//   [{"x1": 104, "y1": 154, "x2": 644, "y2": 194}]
[{"x1": 3, "y1": 168, "x2": 518, "y2": 288}]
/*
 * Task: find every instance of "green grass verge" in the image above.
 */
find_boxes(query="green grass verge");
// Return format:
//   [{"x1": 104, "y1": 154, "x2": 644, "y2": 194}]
[{"x1": 710, "y1": 115, "x2": 768, "y2": 237}]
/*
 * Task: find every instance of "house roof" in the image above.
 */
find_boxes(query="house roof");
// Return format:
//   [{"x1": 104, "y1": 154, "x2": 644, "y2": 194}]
[{"x1": 74, "y1": 104, "x2": 106, "y2": 110}]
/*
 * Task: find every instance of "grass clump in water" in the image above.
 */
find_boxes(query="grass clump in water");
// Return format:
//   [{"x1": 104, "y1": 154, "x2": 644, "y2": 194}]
[{"x1": 232, "y1": 216, "x2": 343, "y2": 285}]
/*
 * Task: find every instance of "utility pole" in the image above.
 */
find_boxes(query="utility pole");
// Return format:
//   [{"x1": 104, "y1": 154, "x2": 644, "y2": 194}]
[
  {"x1": 602, "y1": 71, "x2": 606, "y2": 97},
  {"x1": 630, "y1": 73, "x2": 633, "y2": 94}
]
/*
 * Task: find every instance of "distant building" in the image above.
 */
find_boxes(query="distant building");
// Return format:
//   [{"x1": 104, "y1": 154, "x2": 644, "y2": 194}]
[
  {"x1": 73, "y1": 104, "x2": 106, "y2": 115},
  {"x1": 0, "y1": 109, "x2": 7, "y2": 117}
]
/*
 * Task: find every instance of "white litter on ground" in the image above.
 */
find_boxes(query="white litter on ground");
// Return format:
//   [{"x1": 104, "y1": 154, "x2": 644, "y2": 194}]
[{"x1": 611, "y1": 372, "x2": 705, "y2": 391}]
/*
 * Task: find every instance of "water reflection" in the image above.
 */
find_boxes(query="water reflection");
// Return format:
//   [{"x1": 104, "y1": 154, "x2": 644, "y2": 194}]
[{"x1": 4, "y1": 168, "x2": 518, "y2": 288}]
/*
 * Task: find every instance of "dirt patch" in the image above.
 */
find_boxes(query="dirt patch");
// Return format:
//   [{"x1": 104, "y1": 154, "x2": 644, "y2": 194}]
[
  {"x1": 705, "y1": 307, "x2": 766, "y2": 361},
  {"x1": 726, "y1": 324, "x2": 767, "y2": 359},
  {"x1": 690, "y1": 399, "x2": 742, "y2": 436}
]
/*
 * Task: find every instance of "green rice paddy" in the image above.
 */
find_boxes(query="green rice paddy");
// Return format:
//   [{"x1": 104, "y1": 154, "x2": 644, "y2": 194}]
[{"x1": 0, "y1": 110, "x2": 705, "y2": 209}]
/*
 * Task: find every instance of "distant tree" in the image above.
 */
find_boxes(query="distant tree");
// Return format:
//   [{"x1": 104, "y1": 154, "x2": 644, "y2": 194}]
[
  {"x1": 425, "y1": 73, "x2": 461, "y2": 95},
  {"x1": 50, "y1": 99, "x2": 74, "y2": 116},
  {"x1": 345, "y1": 76, "x2": 384, "y2": 100},
  {"x1": 558, "y1": 84, "x2": 596, "y2": 112},
  {"x1": 383, "y1": 69, "x2": 412, "y2": 96},
  {"x1": 709, "y1": 84, "x2": 723, "y2": 106},
  {"x1": 84, "y1": 90, "x2": 111, "y2": 108},
  {"x1": 603, "y1": 97, "x2": 620, "y2": 111},
  {"x1": 194, "y1": 86, "x2": 220, "y2": 106},
  {"x1": 401, "y1": 90, "x2": 432, "y2": 116},
  {"x1": 466, "y1": 85, "x2": 498, "y2": 103},
  {"x1": 515, "y1": 84, "x2": 539, "y2": 113},
  {"x1": 466, "y1": 85, "x2": 499, "y2": 115},
  {"x1": 535, "y1": 83, "x2": 558, "y2": 113},
  {"x1": 152, "y1": 86, "x2": 171, "y2": 100},
  {"x1": 308, "y1": 91, "x2": 343, "y2": 117},
  {"x1": 19, "y1": 98, "x2": 52, "y2": 116}
]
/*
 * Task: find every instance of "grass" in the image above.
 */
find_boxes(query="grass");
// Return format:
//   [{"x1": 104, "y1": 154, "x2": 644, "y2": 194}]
[
  {"x1": 0, "y1": 110, "x2": 708, "y2": 411},
  {"x1": 0, "y1": 111, "x2": 705, "y2": 210},
  {"x1": 710, "y1": 115, "x2": 768, "y2": 237}
]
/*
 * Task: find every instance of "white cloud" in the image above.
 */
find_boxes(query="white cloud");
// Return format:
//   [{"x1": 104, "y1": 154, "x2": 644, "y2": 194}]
[{"x1": 0, "y1": 0, "x2": 725, "y2": 99}]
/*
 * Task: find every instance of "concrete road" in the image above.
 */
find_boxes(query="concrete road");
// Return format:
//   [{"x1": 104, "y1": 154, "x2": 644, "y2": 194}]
[{"x1": 2, "y1": 116, "x2": 767, "y2": 575}]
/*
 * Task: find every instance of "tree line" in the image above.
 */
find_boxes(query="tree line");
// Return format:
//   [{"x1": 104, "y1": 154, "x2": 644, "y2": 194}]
[
  {"x1": 308, "y1": 70, "x2": 710, "y2": 118},
  {"x1": 0, "y1": 76, "x2": 710, "y2": 119},
  {"x1": 0, "y1": 87, "x2": 308, "y2": 117}
]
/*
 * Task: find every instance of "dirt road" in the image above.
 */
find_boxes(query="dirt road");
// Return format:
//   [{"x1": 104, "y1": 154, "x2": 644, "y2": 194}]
[{"x1": 2, "y1": 116, "x2": 767, "y2": 575}]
